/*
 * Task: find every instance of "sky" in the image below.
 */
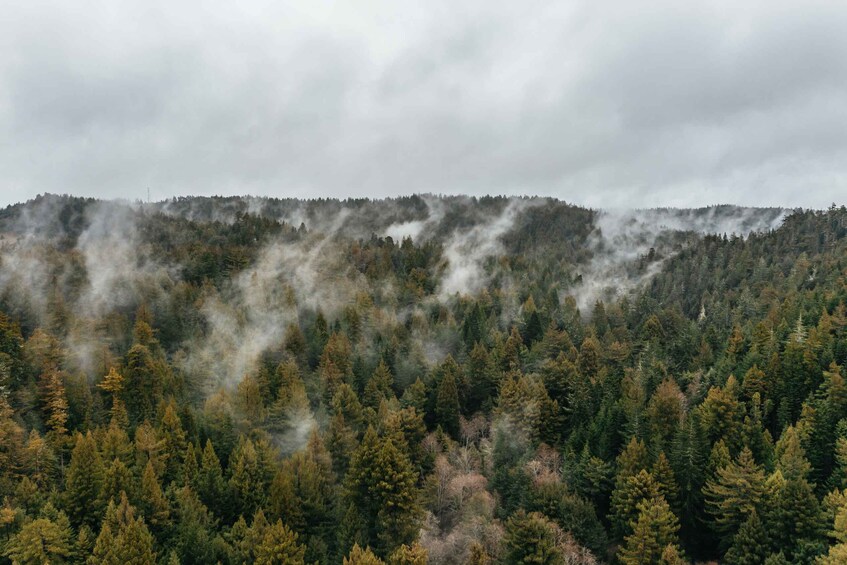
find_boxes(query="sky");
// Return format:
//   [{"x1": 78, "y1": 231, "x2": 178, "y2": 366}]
[{"x1": 1, "y1": 0, "x2": 846, "y2": 209}]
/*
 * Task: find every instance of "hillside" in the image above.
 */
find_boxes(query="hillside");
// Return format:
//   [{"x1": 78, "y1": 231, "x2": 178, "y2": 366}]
[{"x1": 3, "y1": 194, "x2": 846, "y2": 564}]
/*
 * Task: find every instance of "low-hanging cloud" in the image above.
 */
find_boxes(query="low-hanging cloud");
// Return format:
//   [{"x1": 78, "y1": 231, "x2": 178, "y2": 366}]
[
  {"x1": 565, "y1": 205, "x2": 787, "y2": 312},
  {"x1": 1, "y1": 1, "x2": 846, "y2": 208}
]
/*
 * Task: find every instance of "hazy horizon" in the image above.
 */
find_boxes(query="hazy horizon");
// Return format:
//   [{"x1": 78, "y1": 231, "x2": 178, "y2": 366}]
[{"x1": 3, "y1": 1, "x2": 847, "y2": 209}]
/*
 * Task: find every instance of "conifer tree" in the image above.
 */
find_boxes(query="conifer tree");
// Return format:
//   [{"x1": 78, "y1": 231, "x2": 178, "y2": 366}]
[
  {"x1": 618, "y1": 497, "x2": 680, "y2": 565},
  {"x1": 4, "y1": 516, "x2": 72, "y2": 564},
  {"x1": 387, "y1": 542, "x2": 428, "y2": 565},
  {"x1": 229, "y1": 437, "x2": 266, "y2": 519},
  {"x1": 89, "y1": 492, "x2": 156, "y2": 565},
  {"x1": 435, "y1": 370, "x2": 461, "y2": 438},
  {"x1": 97, "y1": 367, "x2": 127, "y2": 428},
  {"x1": 344, "y1": 544, "x2": 386, "y2": 565},
  {"x1": 43, "y1": 367, "x2": 69, "y2": 441},
  {"x1": 159, "y1": 400, "x2": 187, "y2": 483},
  {"x1": 723, "y1": 509, "x2": 770, "y2": 565},
  {"x1": 503, "y1": 510, "x2": 564, "y2": 565},
  {"x1": 344, "y1": 426, "x2": 420, "y2": 556},
  {"x1": 100, "y1": 458, "x2": 134, "y2": 507},
  {"x1": 254, "y1": 519, "x2": 307, "y2": 565},
  {"x1": 703, "y1": 447, "x2": 766, "y2": 544},
  {"x1": 196, "y1": 439, "x2": 226, "y2": 518},
  {"x1": 609, "y1": 469, "x2": 661, "y2": 538},
  {"x1": 139, "y1": 460, "x2": 170, "y2": 531},
  {"x1": 65, "y1": 432, "x2": 105, "y2": 529},
  {"x1": 652, "y1": 452, "x2": 681, "y2": 514}
]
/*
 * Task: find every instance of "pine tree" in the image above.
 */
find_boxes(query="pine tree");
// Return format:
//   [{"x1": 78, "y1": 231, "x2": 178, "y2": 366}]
[
  {"x1": 503, "y1": 510, "x2": 564, "y2": 565},
  {"x1": 364, "y1": 360, "x2": 395, "y2": 410},
  {"x1": 268, "y1": 431, "x2": 335, "y2": 562},
  {"x1": 344, "y1": 426, "x2": 421, "y2": 556},
  {"x1": 466, "y1": 342, "x2": 500, "y2": 413},
  {"x1": 344, "y1": 544, "x2": 386, "y2": 565},
  {"x1": 723, "y1": 509, "x2": 770, "y2": 565},
  {"x1": 89, "y1": 492, "x2": 156, "y2": 564},
  {"x1": 65, "y1": 432, "x2": 105, "y2": 529},
  {"x1": 700, "y1": 379, "x2": 744, "y2": 452},
  {"x1": 139, "y1": 460, "x2": 170, "y2": 530},
  {"x1": 97, "y1": 367, "x2": 127, "y2": 428},
  {"x1": 703, "y1": 447, "x2": 766, "y2": 544},
  {"x1": 618, "y1": 497, "x2": 680, "y2": 565},
  {"x1": 170, "y1": 486, "x2": 219, "y2": 564},
  {"x1": 254, "y1": 519, "x2": 307, "y2": 565},
  {"x1": 229, "y1": 438, "x2": 266, "y2": 519},
  {"x1": 435, "y1": 370, "x2": 461, "y2": 438},
  {"x1": 616, "y1": 437, "x2": 650, "y2": 481},
  {"x1": 196, "y1": 439, "x2": 226, "y2": 518},
  {"x1": 609, "y1": 469, "x2": 661, "y2": 538},
  {"x1": 652, "y1": 452, "x2": 681, "y2": 514},
  {"x1": 100, "y1": 458, "x2": 135, "y2": 507},
  {"x1": 387, "y1": 542, "x2": 428, "y2": 565},
  {"x1": 647, "y1": 378, "x2": 684, "y2": 450},
  {"x1": 182, "y1": 441, "x2": 199, "y2": 488},
  {"x1": 43, "y1": 367, "x2": 69, "y2": 441},
  {"x1": 4, "y1": 516, "x2": 72, "y2": 564},
  {"x1": 159, "y1": 400, "x2": 187, "y2": 484}
]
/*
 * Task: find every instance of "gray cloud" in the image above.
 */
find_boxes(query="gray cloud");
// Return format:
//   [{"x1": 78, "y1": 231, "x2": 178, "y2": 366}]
[{"x1": 1, "y1": 0, "x2": 846, "y2": 208}]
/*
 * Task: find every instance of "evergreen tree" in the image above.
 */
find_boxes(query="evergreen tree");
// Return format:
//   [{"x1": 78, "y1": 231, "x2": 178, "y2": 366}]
[
  {"x1": 89, "y1": 492, "x2": 156, "y2": 565},
  {"x1": 254, "y1": 519, "x2": 307, "y2": 565},
  {"x1": 159, "y1": 400, "x2": 187, "y2": 483},
  {"x1": 609, "y1": 469, "x2": 661, "y2": 538},
  {"x1": 196, "y1": 439, "x2": 227, "y2": 518},
  {"x1": 503, "y1": 510, "x2": 564, "y2": 565},
  {"x1": 435, "y1": 370, "x2": 461, "y2": 438},
  {"x1": 723, "y1": 509, "x2": 770, "y2": 565},
  {"x1": 344, "y1": 426, "x2": 421, "y2": 556},
  {"x1": 65, "y1": 432, "x2": 105, "y2": 529},
  {"x1": 344, "y1": 544, "x2": 386, "y2": 565},
  {"x1": 139, "y1": 460, "x2": 170, "y2": 531},
  {"x1": 618, "y1": 497, "x2": 680, "y2": 565},
  {"x1": 4, "y1": 516, "x2": 73, "y2": 564},
  {"x1": 703, "y1": 447, "x2": 766, "y2": 544}
]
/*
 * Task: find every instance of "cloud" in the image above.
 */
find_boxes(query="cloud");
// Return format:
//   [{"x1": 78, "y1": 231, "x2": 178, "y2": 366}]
[
  {"x1": 564, "y1": 205, "x2": 787, "y2": 312},
  {"x1": 1, "y1": 0, "x2": 846, "y2": 208}
]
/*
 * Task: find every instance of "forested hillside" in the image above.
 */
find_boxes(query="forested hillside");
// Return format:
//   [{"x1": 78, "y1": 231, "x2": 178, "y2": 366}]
[{"x1": 2, "y1": 193, "x2": 845, "y2": 564}]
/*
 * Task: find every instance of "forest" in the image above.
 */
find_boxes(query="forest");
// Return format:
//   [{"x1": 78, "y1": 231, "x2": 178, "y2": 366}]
[{"x1": 0, "y1": 193, "x2": 846, "y2": 564}]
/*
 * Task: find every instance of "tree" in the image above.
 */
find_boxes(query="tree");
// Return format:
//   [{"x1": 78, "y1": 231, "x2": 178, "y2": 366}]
[
  {"x1": 617, "y1": 497, "x2": 680, "y2": 565},
  {"x1": 139, "y1": 461, "x2": 170, "y2": 530},
  {"x1": 268, "y1": 431, "x2": 335, "y2": 563},
  {"x1": 652, "y1": 452, "x2": 680, "y2": 514},
  {"x1": 89, "y1": 492, "x2": 156, "y2": 565},
  {"x1": 703, "y1": 447, "x2": 766, "y2": 544},
  {"x1": 647, "y1": 378, "x2": 684, "y2": 449},
  {"x1": 229, "y1": 438, "x2": 267, "y2": 519},
  {"x1": 388, "y1": 542, "x2": 428, "y2": 565},
  {"x1": 364, "y1": 360, "x2": 395, "y2": 410},
  {"x1": 43, "y1": 367, "x2": 69, "y2": 440},
  {"x1": 196, "y1": 439, "x2": 226, "y2": 517},
  {"x1": 4, "y1": 516, "x2": 72, "y2": 564},
  {"x1": 344, "y1": 544, "x2": 386, "y2": 565},
  {"x1": 435, "y1": 369, "x2": 461, "y2": 438},
  {"x1": 344, "y1": 426, "x2": 421, "y2": 556},
  {"x1": 100, "y1": 458, "x2": 135, "y2": 507},
  {"x1": 97, "y1": 367, "x2": 128, "y2": 428},
  {"x1": 159, "y1": 400, "x2": 187, "y2": 483},
  {"x1": 254, "y1": 519, "x2": 307, "y2": 565},
  {"x1": 609, "y1": 469, "x2": 661, "y2": 539},
  {"x1": 65, "y1": 432, "x2": 105, "y2": 529},
  {"x1": 503, "y1": 510, "x2": 564, "y2": 565},
  {"x1": 169, "y1": 486, "x2": 219, "y2": 565},
  {"x1": 723, "y1": 509, "x2": 770, "y2": 565}
]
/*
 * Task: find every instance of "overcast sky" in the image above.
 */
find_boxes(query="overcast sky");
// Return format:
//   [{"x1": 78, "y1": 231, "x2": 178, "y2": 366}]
[{"x1": 1, "y1": 0, "x2": 846, "y2": 209}]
